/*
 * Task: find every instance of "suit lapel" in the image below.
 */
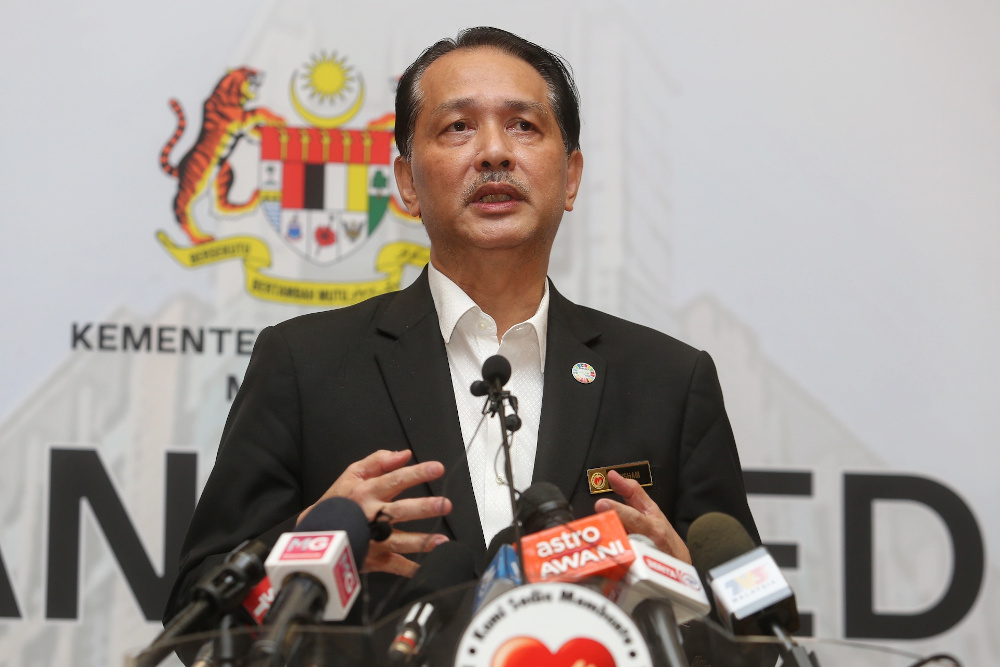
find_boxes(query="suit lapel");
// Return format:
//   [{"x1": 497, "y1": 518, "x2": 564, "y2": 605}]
[
  {"x1": 533, "y1": 284, "x2": 605, "y2": 503},
  {"x1": 373, "y1": 270, "x2": 485, "y2": 554}
]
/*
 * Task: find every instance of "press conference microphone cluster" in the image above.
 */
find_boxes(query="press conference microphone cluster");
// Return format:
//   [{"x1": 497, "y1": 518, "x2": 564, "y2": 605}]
[
  {"x1": 248, "y1": 496, "x2": 370, "y2": 667},
  {"x1": 485, "y1": 482, "x2": 710, "y2": 666},
  {"x1": 688, "y1": 511, "x2": 820, "y2": 667},
  {"x1": 517, "y1": 483, "x2": 710, "y2": 667}
]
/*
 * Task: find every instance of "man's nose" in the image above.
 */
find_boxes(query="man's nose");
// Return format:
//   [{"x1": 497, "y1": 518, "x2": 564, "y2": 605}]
[{"x1": 476, "y1": 123, "x2": 514, "y2": 171}]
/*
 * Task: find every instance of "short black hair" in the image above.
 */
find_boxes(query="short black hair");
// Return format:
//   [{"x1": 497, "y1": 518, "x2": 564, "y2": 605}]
[{"x1": 394, "y1": 27, "x2": 581, "y2": 160}]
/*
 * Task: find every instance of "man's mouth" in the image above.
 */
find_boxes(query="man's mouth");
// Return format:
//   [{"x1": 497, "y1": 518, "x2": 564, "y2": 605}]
[
  {"x1": 479, "y1": 193, "x2": 514, "y2": 203},
  {"x1": 464, "y1": 174, "x2": 529, "y2": 205}
]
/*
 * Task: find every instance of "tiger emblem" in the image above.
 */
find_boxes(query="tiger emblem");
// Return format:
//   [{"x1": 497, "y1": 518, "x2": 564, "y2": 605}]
[{"x1": 160, "y1": 67, "x2": 285, "y2": 244}]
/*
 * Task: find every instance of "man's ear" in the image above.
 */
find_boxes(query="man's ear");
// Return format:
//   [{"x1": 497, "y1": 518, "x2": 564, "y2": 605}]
[
  {"x1": 394, "y1": 156, "x2": 421, "y2": 218},
  {"x1": 564, "y1": 150, "x2": 584, "y2": 212}
]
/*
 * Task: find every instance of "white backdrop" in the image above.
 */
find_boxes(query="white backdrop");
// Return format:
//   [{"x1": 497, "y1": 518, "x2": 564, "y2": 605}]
[{"x1": 1, "y1": 1, "x2": 997, "y2": 664}]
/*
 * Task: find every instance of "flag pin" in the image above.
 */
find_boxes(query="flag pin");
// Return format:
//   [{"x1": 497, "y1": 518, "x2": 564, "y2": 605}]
[{"x1": 572, "y1": 362, "x2": 597, "y2": 384}]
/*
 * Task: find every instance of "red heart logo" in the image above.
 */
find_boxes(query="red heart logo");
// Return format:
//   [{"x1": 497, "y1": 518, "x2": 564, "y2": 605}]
[{"x1": 491, "y1": 636, "x2": 616, "y2": 667}]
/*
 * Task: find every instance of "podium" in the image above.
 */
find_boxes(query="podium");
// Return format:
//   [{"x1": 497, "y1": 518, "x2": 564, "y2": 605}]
[{"x1": 129, "y1": 582, "x2": 951, "y2": 666}]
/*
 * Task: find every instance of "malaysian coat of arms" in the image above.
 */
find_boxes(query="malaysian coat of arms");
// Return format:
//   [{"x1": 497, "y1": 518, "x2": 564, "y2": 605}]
[{"x1": 156, "y1": 52, "x2": 428, "y2": 306}]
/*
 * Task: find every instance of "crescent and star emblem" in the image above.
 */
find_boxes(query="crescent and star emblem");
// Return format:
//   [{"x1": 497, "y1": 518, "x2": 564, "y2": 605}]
[{"x1": 289, "y1": 51, "x2": 365, "y2": 128}]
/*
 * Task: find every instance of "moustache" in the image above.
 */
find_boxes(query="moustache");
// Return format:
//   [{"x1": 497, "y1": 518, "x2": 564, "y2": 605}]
[{"x1": 462, "y1": 171, "x2": 530, "y2": 204}]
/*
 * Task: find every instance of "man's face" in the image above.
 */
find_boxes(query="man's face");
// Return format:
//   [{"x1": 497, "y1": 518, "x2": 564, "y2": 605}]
[{"x1": 394, "y1": 47, "x2": 583, "y2": 264}]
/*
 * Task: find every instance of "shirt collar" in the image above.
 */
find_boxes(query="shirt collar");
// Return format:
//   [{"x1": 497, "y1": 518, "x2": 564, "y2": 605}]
[{"x1": 427, "y1": 261, "x2": 550, "y2": 367}]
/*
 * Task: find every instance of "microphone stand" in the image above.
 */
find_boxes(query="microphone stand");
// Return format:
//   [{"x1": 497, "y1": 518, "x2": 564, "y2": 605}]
[
  {"x1": 487, "y1": 385, "x2": 524, "y2": 575},
  {"x1": 473, "y1": 355, "x2": 525, "y2": 575},
  {"x1": 632, "y1": 599, "x2": 690, "y2": 667},
  {"x1": 486, "y1": 389, "x2": 519, "y2": 519},
  {"x1": 771, "y1": 623, "x2": 821, "y2": 667},
  {"x1": 212, "y1": 613, "x2": 240, "y2": 667}
]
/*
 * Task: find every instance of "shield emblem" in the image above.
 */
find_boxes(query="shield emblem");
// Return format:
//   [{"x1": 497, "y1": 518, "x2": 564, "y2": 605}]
[{"x1": 258, "y1": 126, "x2": 392, "y2": 264}]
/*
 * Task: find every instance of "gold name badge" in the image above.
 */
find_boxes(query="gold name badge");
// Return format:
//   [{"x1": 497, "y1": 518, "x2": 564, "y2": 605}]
[{"x1": 587, "y1": 461, "x2": 653, "y2": 494}]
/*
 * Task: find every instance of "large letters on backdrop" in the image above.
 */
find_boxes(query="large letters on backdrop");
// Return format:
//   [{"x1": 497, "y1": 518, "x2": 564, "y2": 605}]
[
  {"x1": 844, "y1": 474, "x2": 984, "y2": 639},
  {"x1": 45, "y1": 449, "x2": 196, "y2": 621}
]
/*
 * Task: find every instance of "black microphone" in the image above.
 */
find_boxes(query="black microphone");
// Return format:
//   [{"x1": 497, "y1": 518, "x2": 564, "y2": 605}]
[
  {"x1": 470, "y1": 354, "x2": 512, "y2": 396},
  {"x1": 482, "y1": 354, "x2": 511, "y2": 387},
  {"x1": 515, "y1": 481, "x2": 574, "y2": 533},
  {"x1": 249, "y1": 497, "x2": 371, "y2": 667},
  {"x1": 688, "y1": 512, "x2": 820, "y2": 667},
  {"x1": 138, "y1": 540, "x2": 270, "y2": 666},
  {"x1": 388, "y1": 541, "x2": 479, "y2": 665}
]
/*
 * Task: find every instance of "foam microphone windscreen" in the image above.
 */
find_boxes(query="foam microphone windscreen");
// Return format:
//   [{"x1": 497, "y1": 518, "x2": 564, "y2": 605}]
[
  {"x1": 687, "y1": 512, "x2": 757, "y2": 576},
  {"x1": 515, "y1": 482, "x2": 573, "y2": 534},
  {"x1": 481, "y1": 355, "x2": 512, "y2": 386},
  {"x1": 297, "y1": 496, "x2": 371, "y2": 566}
]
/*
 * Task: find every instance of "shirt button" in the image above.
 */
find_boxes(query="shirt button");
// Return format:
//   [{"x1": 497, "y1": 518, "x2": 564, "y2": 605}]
[
  {"x1": 478, "y1": 320, "x2": 488, "y2": 330},
  {"x1": 496, "y1": 474, "x2": 506, "y2": 485}
]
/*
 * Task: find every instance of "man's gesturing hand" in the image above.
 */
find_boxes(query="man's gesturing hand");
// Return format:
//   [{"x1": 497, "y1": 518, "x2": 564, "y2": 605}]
[
  {"x1": 593, "y1": 470, "x2": 691, "y2": 564},
  {"x1": 298, "y1": 449, "x2": 452, "y2": 577}
]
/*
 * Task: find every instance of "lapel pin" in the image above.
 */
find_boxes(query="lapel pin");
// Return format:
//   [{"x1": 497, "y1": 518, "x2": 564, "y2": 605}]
[{"x1": 572, "y1": 362, "x2": 597, "y2": 384}]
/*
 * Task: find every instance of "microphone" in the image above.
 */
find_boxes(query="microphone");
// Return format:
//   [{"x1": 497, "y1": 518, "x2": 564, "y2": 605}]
[
  {"x1": 470, "y1": 354, "x2": 512, "y2": 396},
  {"x1": 138, "y1": 540, "x2": 269, "y2": 666},
  {"x1": 515, "y1": 483, "x2": 634, "y2": 584},
  {"x1": 471, "y1": 355, "x2": 523, "y2": 547},
  {"x1": 248, "y1": 497, "x2": 370, "y2": 667},
  {"x1": 482, "y1": 354, "x2": 512, "y2": 388},
  {"x1": 189, "y1": 565, "x2": 276, "y2": 666},
  {"x1": 472, "y1": 482, "x2": 577, "y2": 613},
  {"x1": 609, "y1": 534, "x2": 711, "y2": 623},
  {"x1": 387, "y1": 541, "x2": 479, "y2": 665},
  {"x1": 688, "y1": 512, "x2": 820, "y2": 667},
  {"x1": 607, "y1": 535, "x2": 712, "y2": 667},
  {"x1": 687, "y1": 512, "x2": 797, "y2": 636},
  {"x1": 473, "y1": 526, "x2": 524, "y2": 612},
  {"x1": 239, "y1": 575, "x2": 276, "y2": 626},
  {"x1": 516, "y1": 481, "x2": 574, "y2": 533},
  {"x1": 472, "y1": 483, "x2": 577, "y2": 615}
]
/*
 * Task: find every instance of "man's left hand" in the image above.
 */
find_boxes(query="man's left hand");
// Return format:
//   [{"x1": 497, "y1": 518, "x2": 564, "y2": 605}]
[{"x1": 593, "y1": 470, "x2": 691, "y2": 564}]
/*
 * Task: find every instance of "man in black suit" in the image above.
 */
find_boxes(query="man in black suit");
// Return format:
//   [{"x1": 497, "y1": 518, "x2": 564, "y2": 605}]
[{"x1": 165, "y1": 27, "x2": 757, "y2": 623}]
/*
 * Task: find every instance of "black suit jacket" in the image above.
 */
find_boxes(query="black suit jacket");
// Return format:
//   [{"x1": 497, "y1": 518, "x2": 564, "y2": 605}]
[{"x1": 164, "y1": 269, "x2": 758, "y2": 622}]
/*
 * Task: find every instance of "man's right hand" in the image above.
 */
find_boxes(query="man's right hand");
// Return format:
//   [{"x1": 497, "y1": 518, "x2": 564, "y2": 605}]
[{"x1": 297, "y1": 449, "x2": 452, "y2": 577}]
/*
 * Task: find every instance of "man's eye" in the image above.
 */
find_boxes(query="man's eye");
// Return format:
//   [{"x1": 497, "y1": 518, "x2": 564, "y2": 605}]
[
  {"x1": 515, "y1": 120, "x2": 534, "y2": 132},
  {"x1": 450, "y1": 121, "x2": 467, "y2": 132}
]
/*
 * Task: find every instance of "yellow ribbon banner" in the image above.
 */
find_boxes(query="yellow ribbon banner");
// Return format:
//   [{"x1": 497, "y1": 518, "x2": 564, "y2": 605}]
[{"x1": 156, "y1": 231, "x2": 429, "y2": 307}]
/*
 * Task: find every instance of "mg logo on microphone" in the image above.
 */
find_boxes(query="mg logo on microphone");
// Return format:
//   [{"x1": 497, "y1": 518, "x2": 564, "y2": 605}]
[
  {"x1": 281, "y1": 534, "x2": 334, "y2": 560},
  {"x1": 334, "y1": 549, "x2": 359, "y2": 606}
]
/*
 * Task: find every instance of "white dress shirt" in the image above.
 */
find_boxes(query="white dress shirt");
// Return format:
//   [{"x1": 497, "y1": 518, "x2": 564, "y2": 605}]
[{"x1": 427, "y1": 262, "x2": 548, "y2": 546}]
